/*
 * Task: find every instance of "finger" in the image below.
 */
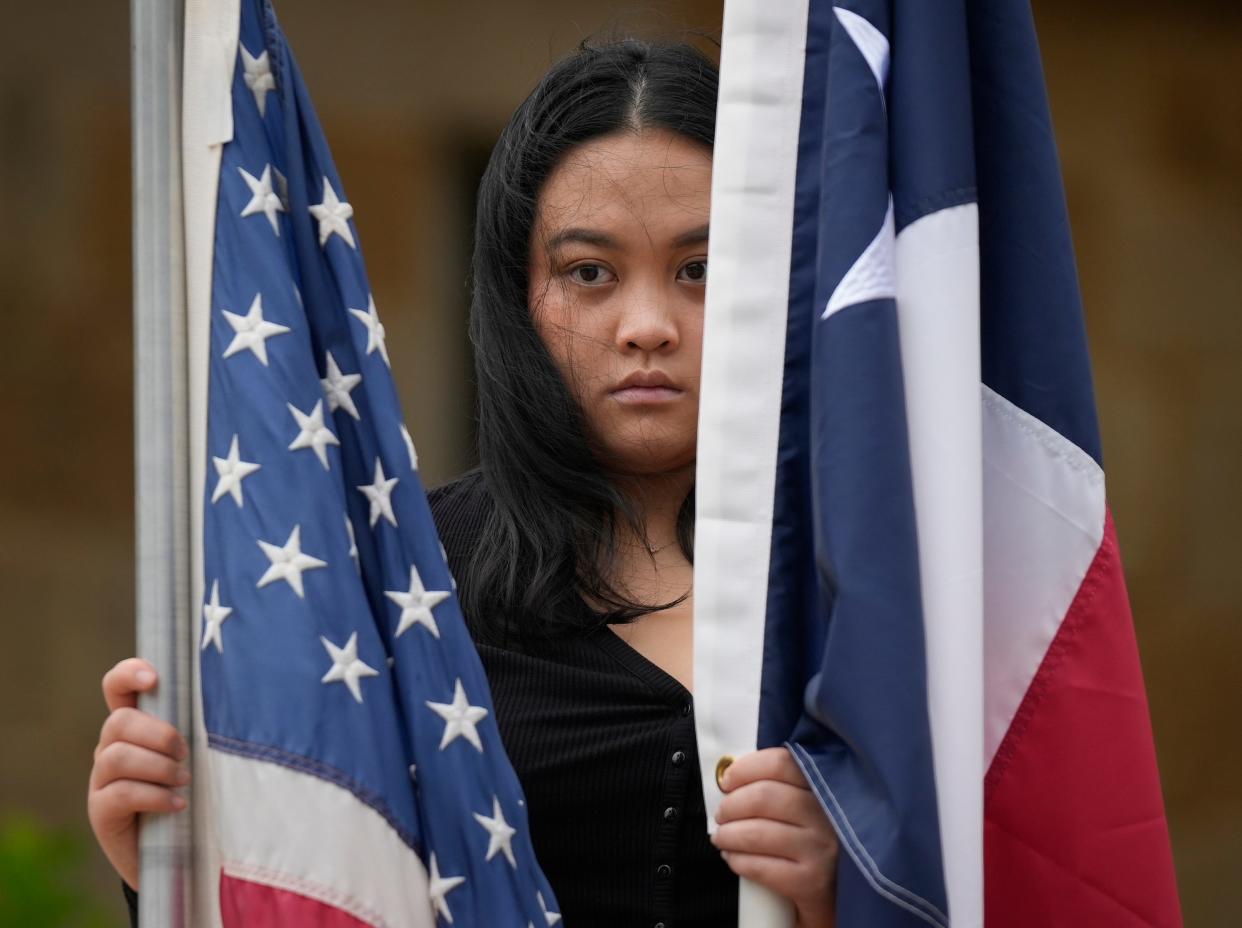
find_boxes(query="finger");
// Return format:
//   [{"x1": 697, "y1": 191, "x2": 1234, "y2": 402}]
[
  {"x1": 98, "y1": 707, "x2": 188, "y2": 761},
  {"x1": 712, "y1": 817, "x2": 815, "y2": 861},
  {"x1": 90, "y1": 779, "x2": 187, "y2": 821},
  {"x1": 717, "y1": 778, "x2": 822, "y2": 827},
  {"x1": 91, "y1": 741, "x2": 191, "y2": 792},
  {"x1": 102, "y1": 659, "x2": 159, "y2": 713},
  {"x1": 717, "y1": 849, "x2": 807, "y2": 900},
  {"x1": 721, "y1": 747, "x2": 808, "y2": 792}
]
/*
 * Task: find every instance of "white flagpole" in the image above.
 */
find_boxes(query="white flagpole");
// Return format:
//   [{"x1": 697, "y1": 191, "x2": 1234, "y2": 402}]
[{"x1": 132, "y1": 0, "x2": 192, "y2": 923}]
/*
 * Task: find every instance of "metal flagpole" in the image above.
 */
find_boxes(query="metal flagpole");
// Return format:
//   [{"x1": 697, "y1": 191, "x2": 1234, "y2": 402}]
[{"x1": 132, "y1": 0, "x2": 192, "y2": 923}]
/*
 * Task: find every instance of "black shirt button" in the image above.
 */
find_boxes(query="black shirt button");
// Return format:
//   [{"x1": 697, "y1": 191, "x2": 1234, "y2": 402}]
[
  {"x1": 655, "y1": 923, "x2": 667, "y2": 928},
  {"x1": 663, "y1": 806, "x2": 679, "y2": 823},
  {"x1": 670, "y1": 750, "x2": 687, "y2": 766},
  {"x1": 656, "y1": 863, "x2": 673, "y2": 878},
  {"x1": 681, "y1": 701, "x2": 691, "y2": 717}
]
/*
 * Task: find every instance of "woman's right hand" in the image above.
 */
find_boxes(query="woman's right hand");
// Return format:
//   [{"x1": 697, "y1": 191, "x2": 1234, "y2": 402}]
[{"x1": 87, "y1": 658, "x2": 190, "y2": 890}]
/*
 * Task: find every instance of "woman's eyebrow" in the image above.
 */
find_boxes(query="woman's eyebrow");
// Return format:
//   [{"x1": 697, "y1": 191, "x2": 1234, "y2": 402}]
[
  {"x1": 545, "y1": 228, "x2": 617, "y2": 251},
  {"x1": 545, "y1": 224, "x2": 710, "y2": 252},
  {"x1": 671, "y1": 224, "x2": 710, "y2": 248}
]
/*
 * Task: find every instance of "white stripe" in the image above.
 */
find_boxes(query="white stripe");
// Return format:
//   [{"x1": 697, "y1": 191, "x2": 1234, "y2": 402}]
[
  {"x1": 982, "y1": 385, "x2": 1105, "y2": 766},
  {"x1": 693, "y1": 3, "x2": 809, "y2": 927},
  {"x1": 184, "y1": 4, "x2": 240, "y2": 925},
  {"x1": 210, "y1": 748, "x2": 434, "y2": 927},
  {"x1": 894, "y1": 203, "x2": 984, "y2": 928}
]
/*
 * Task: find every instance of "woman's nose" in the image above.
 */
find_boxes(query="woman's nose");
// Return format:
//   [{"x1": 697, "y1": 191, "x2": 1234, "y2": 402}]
[{"x1": 615, "y1": 283, "x2": 680, "y2": 353}]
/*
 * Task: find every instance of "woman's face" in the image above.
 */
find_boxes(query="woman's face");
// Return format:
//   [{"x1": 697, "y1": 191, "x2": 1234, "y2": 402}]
[{"x1": 528, "y1": 129, "x2": 710, "y2": 477}]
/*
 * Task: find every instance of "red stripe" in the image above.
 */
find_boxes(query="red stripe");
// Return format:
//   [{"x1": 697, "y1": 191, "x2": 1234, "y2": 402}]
[
  {"x1": 220, "y1": 873, "x2": 377, "y2": 927},
  {"x1": 984, "y1": 509, "x2": 1181, "y2": 926}
]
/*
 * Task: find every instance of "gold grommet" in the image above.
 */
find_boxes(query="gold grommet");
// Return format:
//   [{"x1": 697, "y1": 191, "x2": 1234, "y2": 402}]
[{"x1": 715, "y1": 755, "x2": 735, "y2": 791}]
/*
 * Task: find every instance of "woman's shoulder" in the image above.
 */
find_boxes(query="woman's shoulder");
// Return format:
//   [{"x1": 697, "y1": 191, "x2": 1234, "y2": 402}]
[
  {"x1": 426, "y1": 468, "x2": 492, "y2": 571},
  {"x1": 426, "y1": 467, "x2": 487, "y2": 515}
]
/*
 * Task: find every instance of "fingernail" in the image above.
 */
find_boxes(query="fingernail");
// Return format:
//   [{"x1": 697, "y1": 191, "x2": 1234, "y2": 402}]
[
  {"x1": 175, "y1": 740, "x2": 189, "y2": 761},
  {"x1": 171, "y1": 795, "x2": 187, "y2": 810},
  {"x1": 136, "y1": 670, "x2": 155, "y2": 686},
  {"x1": 175, "y1": 768, "x2": 191, "y2": 785}
]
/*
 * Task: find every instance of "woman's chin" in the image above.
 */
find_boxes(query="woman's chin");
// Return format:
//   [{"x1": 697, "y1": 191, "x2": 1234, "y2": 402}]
[{"x1": 600, "y1": 442, "x2": 697, "y2": 477}]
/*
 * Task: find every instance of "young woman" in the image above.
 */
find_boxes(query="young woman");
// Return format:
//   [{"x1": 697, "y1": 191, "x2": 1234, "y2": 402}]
[{"x1": 88, "y1": 39, "x2": 840, "y2": 927}]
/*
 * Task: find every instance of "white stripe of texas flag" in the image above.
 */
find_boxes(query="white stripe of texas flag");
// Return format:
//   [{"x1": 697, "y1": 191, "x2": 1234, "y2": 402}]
[
  {"x1": 895, "y1": 201, "x2": 985, "y2": 928},
  {"x1": 980, "y1": 385, "x2": 1106, "y2": 767}
]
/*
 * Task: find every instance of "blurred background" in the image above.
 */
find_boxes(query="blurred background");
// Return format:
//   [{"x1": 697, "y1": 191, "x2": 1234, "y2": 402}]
[{"x1": 0, "y1": 0, "x2": 1237, "y2": 924}]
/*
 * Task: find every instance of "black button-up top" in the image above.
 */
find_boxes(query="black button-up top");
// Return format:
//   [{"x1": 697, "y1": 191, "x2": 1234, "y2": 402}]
[{"x1": 432, "y1": 474, "x2": 739, "y2": 927}]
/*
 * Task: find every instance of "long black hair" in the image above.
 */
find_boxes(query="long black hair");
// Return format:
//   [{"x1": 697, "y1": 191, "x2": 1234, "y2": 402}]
[{"x1": 462, "y1": 36, "x2": 719, "y2": 643}]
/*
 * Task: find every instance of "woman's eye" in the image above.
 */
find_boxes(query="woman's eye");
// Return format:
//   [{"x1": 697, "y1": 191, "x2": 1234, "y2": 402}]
[
  {"x1": 679, "y1": 260, "x2": 708, "y2": 283},
  {"x1": 568, "y1": 263, "x2": 615, "y2": 285}
]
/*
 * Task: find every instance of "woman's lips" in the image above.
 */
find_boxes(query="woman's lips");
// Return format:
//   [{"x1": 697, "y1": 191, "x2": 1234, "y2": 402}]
[{"x1": 610, "y1": 385, "x2": 684, "y2": 404}]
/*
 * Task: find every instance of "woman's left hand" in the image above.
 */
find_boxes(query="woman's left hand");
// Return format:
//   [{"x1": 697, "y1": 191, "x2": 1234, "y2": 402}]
[{"x1": 711, "y1": 747, "x2": 839, "y2": 928}]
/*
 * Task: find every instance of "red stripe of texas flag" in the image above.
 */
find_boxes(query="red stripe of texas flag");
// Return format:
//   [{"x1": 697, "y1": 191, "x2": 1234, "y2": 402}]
[{"x1": 984, "y1": 510, "x2": 1182, "y2": 927}]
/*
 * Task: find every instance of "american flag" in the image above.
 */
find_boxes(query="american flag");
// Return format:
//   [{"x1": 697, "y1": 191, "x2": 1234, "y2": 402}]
[
  {"x1": 694, "y1": 1, "x2": 1181, "y2": 926},
  {"x1": 184, "y1": 1, "x2": 559, "y2": 924}
]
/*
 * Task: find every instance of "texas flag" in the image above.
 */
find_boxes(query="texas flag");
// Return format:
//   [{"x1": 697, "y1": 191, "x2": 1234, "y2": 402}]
[{"x1": 693, "y1": 1, "x2": 1183, "y2": 926}]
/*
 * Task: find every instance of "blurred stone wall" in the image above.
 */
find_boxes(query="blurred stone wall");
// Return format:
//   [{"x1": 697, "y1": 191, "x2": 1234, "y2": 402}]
[
  {"x1": 0, "y1": 0, "x2": 1236, "y2": 923},
  {"x1": 1039, "y1": 4, "x2": 1242, "y2": 919}
]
